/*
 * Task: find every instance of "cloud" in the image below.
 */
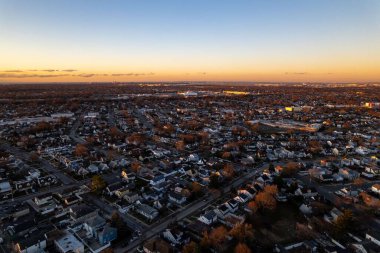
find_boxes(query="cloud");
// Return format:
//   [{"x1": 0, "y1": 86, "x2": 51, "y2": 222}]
[
  {"x1": 1, "y1": 69, "x2": 77, "y2": 73},
  {"x1": 76, "y1": 73, "x2": 97, "y2": 78},
  {"x1": 198, "y1": 72, "x2": 207, "y2": 75},
  {"x1": 0, "y1": 73, "x2": 69, "y2": 78},
  {"x1": 284, "y1": 72, "x2": 308, "y2": 75},
  {"x1": 2, "y1": 70, "x2": 24, "y2": 73},
  {"x1": 0, "y1": 70, "x2": 156, "y2": 79},
  {"x1": 111, "y1": 72, "x2": 155, "y2": 76}
]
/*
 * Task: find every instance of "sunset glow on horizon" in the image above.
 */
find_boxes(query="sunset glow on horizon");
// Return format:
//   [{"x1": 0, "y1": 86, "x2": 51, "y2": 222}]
[{"x1": 1, "y1": 0, "x2": 380, "y2": 83}]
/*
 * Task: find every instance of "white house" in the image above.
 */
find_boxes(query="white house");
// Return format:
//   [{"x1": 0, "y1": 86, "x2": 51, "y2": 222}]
[
  {"x1": 150, "y1": 175, "x2": 165, "y2": 186},
  {"x1": 371, "y1": 184, "x2": 380, "y2": 195},
  {"x1": 162, "y1": 228, "x2": 189, "y2": 246},
  {"x1": 168, "y1": 192, "x2": 186, "y2": 205},
  {"x1": 214, "y1": 204, "x2": 230, "y2": 219},
  {"x1": 198, "y1": 210, "x2": 217, "y2": 225},
  {"x1": 55, "y1": 232, "x2": 84, "y2": 253},
  {"x1": 134, "y1": 203, "x2": 158, "y2": 220}
]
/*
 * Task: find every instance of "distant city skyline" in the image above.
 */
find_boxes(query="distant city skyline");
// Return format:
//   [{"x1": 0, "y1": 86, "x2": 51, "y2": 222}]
[{"x1": 0, "y1": 0, "x2": 379, "y2": 83}]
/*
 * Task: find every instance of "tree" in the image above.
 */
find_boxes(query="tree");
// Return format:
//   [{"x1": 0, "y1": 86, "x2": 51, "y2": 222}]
[
  {"x1": 209, "y1": 173, "x2": 221, "y2": 189},
  {"x1": 110, "y1": 211, "x2": 128, "y2": 239},
  {"x1": 200, "y1": 231, "x2": 211, "y2": 249},
  {"x1": 263, "y1": 185, "x2": 278, "y2": 197},
  {"x1": 310, "y1": 201, "x2": 330, "y2": 215},
  {"x1": 268, "y1": 163, "x2": 275, "y2": 172},
  {"x1": 30, "y1": 151, "x2": 39, "y2": 162},
  {"x1": 359, "y1": 192, "x2": 380, "y2": 208},
  {"x1": 183, "y1": 241, "x2": 200, "y2": 253},
  {"x1": 229, "y1": 223, "x2": 254, "y2": 242},
  {"x1": 109, "y1": 126, "x2": 124, "y2": 140},
  {"x1": 175, "y1": 140, "x2": 185, "y2": 151},
  {"x1": 273, "y1": 175, "x2": 284, "y2": 188},
  {"x1": 127, "y1": 133, "x2": 145, "y2": 145},
  {"x1": 131, "y1": 161, "x2": 141, "y2": 174},
  {"x1": 247, "y1": 201, "x2": 258, "y2": 213},
  {"x1": 222, "y1": 151, "x2": 231, "y2": 159},
  {"x1": 222, "y1": 163, "x2": 235, "y2": 179},
  {"x1": 58, "y1": 117, "x2": 69, "y2": 125},
  {"x1": 33, "y1": 121, "x2": 52, "y2": 133},
  {"x1": 107, "y1": 150, "x2": 117, "y2": 160},
  {"x1": 282, "y1": 162, "x2": 299, "y2": 176},
  {"x1": 234, "y1": 243, "x2": 252, "y2": 253},
  {"x1": 353, "y1": 178, "x2": 365, "y2": 186},
  {"x1": 91, "y1": 175, "x2": 106, "y2": 194},
  {"x1": 86, "y1": 136, "x2": 96, "y2": 144},
  {"x1": 308, "y1": 140, "x2": 322, "y2": 154},
  {"x1": 334, "y1": 209, "x2": 355, "y2": 235},
  {"x1": 100, "y1": 248, "x2": 114, "y2": 253},
  {"x1": 74, "y1": 144, "x2": 88, "y2": 157},
  {"x1": 255, "y1": 191, "x2": 276, "y2": 210},
  {"x1": 181, "y1": 188, "x2": 191, "y2": 198},
  {"x1": 198, "y1": 131, "x2": 209, "y2": 144},
  {"x1": 209, "y1": 226, "x2": 227, "y2": 248},
  {"x1": 191, "y1": 182, "x2": 203, "y2": 197}
]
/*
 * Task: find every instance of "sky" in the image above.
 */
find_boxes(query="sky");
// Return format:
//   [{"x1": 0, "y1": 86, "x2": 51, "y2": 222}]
[{"x1": 0, "y1": 0, "x2": 380, "y2": 83}]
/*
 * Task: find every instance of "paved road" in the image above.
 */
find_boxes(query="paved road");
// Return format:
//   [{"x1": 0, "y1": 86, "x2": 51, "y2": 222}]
[
  {"x1": 114, "y1": 163, "x2": 266, "y2": 253},
  {"x1": 297, "y1": 174, "x2": 380, "y2": 204},
  {"x1": 83, "y1": 193, "x2": 147, "y2": 232},
  {"x1": 132, "y1": 108, "x2": 153, "y2": 130},
  {"x1": 0, "y1": 172, "x2": 116, "y2": 206},
  {"x1": 69, "y1": 112, "x2": 125, "y2": 160},
  {"x1": 0, "y1": 142, "x2": 75, "y2": 185},
  {"x1": 69, "y1": 116, "x2": 86, "y2": 144},
  {"x1": 0, "y1": 183, "x2": 82, "y2": 206}
]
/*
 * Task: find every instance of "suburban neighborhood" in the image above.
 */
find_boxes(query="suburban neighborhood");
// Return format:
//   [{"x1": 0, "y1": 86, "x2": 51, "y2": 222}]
[{"x1": 0, "y1": 83, "x2": 379, "y2": 253}]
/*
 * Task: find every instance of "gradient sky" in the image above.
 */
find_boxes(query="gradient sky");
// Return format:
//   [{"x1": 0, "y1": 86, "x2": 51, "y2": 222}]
[{"x1": 0, "y1": 0, "x2": 380, "y2": 82}]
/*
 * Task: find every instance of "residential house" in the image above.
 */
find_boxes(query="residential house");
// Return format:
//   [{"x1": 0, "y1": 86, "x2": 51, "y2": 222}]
[
  {"x1": 162, "y1": 227, "x2": 189, "y2": 246},
  {"x1": 0, "y1": 180, "x2": 12, "y2": 199},
  {"x1": 29, "y1": 193, "x2": 58, "y2": 215},
  {"x1": 168, "y1": 192, "x2": 186, "y2": 205},
  {"x1": 36, "y1": 175, "x2": 57, "y2": 187},
  {"x1": 221, "y1": 213, "x2": 245, "y2": 228},
  {"x1": 234, "y1": 193, "x2": 251, "y2": 203},
  {"x1": 143, "y1": 238, "x2": 173, "y2": 253},
  {"x1": 12, "y1": 225, "x2": 54, "y2": 253},
  {"x1": 88, "y1": 164, "x2": 99, "y2": 173},
  {"x1": 325, "y1": 207, "x2": 343, "y2": 223},
  {"x1": 339, "y1": 168, "x2": 360, "y2": 181},
  {"x1": 54, "y1": 232, "x2": 84, "y2": 253},
  {"x1": 63, "y1": 194, "x2": 82, "y2": 206},
  {"x1": 134, "y1": 203, "x2": 159, "y2": 221},
  {"x1": 198, "y1": 210, "x2": 217, "y2": 225},
  {"x1": 105, "y1": 182, "x2": 128, "y2": 198},
  {"x1": 14, "y1": 179, "x2": 33, "y2": 193},
  {"x1": 214, "y1": 203, "x2": 230, "y2": 219},
  {"x1": 7, "y1": 218, "x2": 35, "y2": 237},
  {"x1": 98, "y1": 224, "x2": 117, "y2": 245},
  {"x1": 69, "y1": 204, "x2": 98, "y2": 223},
  {"x1": 371, "y1": 184, "x2": 380, "y2": 195},
  {"x1": 226, "y1": 199, "x2": 239, "y2": 213},
  {"x1": 150, "y1": 175, "x2": 165, "y2": 186},
  {"x1": 295, "y1": 187, "x2": 318, "y2": 198},
  {"x1": 121, "y1": 170, "x2": 136, "y2": 182},
  {"x1": 124, "y1": 192, "x2": 140, "y2": 203}
]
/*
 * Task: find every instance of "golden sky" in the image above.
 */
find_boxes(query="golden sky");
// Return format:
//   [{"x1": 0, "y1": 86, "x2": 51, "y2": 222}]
[{"x1": 1, "y1": 0, "x2": 379, "y2": 83}]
